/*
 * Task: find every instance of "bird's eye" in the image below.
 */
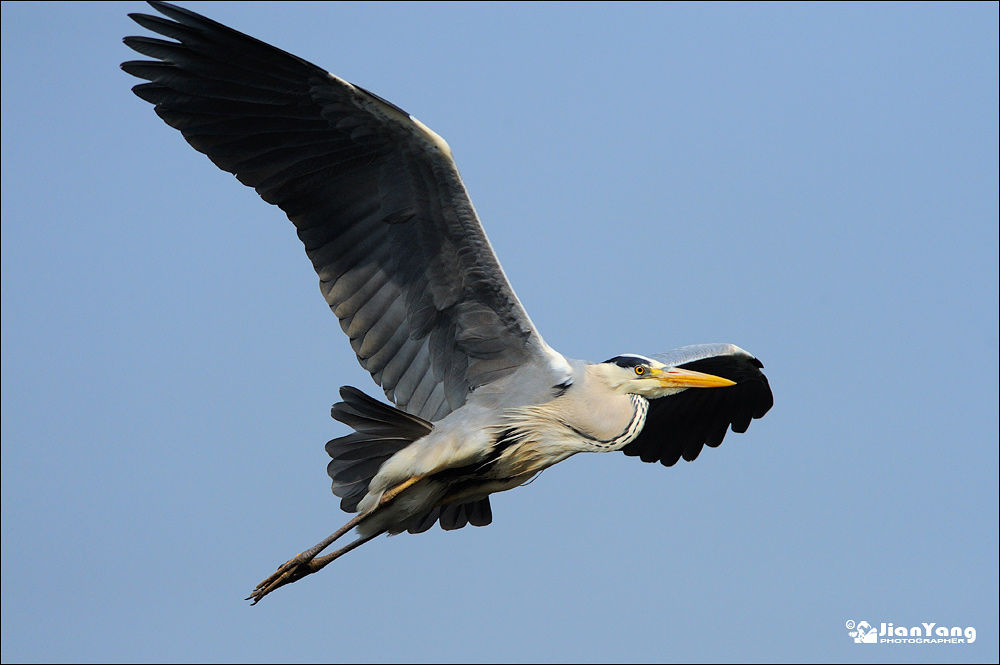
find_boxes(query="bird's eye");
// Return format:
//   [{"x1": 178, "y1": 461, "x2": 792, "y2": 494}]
[{"x1": 634, "y1": 366, "x2": 645, "y2": 376}]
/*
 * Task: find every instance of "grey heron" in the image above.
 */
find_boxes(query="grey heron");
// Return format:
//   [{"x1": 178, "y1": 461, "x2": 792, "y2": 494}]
[{"x1": 122, "y1": 1, "x2": 773, "y2": 604}]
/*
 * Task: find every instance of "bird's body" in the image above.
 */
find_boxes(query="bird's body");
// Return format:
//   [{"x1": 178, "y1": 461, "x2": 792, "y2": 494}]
[
  {"x1": 355, "y1": 358, "x2": 642, "y2": 533},
  {"x1": 122, "y1": 1, "x2": 773, "y2": 603}
]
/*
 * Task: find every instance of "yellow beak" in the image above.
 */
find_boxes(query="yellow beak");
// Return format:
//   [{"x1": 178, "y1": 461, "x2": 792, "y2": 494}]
[{"x1": 653, "y1": 366, "x2": 736, "y2": 389}]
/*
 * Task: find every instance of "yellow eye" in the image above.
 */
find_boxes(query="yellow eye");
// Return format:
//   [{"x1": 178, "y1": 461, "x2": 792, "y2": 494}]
[{"x1": 634, "y1": 366, "x2": 645, "y2": 376}]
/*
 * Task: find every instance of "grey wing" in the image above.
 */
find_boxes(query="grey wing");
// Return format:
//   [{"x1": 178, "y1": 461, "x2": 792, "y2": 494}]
[
  {"x1": 122, "y1": 1, "x2": 552, "y2": 421},
  {"x1": 622, "y1": 344, "x2": 773, "y2": 466}
]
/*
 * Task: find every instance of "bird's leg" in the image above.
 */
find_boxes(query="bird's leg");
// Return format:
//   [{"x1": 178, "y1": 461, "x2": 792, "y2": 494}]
[
  {"x1": 247, "y1": 512, "x2": 366, "y2": 600},
  {"x1": 246, "y1": 475, "x2": 424, "y2": 603},
  {"x1": 247, "y1": 530, "x2": 384, "y2": 604},
  {"x1": 377, "y1": 474, "x2": 423, "y2": 503}
]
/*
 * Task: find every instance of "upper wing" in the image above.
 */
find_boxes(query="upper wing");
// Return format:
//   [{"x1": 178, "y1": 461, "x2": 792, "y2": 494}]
[
  {"x1": 122, "y1": 2, "x2": 552, "y2": 421},
  {"x1": 622, "y1": 344, "x2": 773, "y2": 466}
]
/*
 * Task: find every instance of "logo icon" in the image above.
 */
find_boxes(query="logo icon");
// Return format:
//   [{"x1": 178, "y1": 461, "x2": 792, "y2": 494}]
[
  {"x1": 845, "y1": 619, "x2": 976, "y2": 644},
  {"x1": 847, "y1": 620, "x2": 878, "y2": 643}
]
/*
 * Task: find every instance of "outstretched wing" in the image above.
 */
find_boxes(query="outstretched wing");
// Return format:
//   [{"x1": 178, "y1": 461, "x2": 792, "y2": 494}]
[
  {"x1": 122, "y1": 1, "x2": 553, "y2": 421},
  {"x1": 622, "y1": 344, "x2": 773, "y2": 466}
]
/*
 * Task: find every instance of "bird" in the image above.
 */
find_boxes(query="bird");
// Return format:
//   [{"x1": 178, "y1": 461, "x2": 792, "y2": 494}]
[{"x1": 122, "y1": 1, "x2": 773, "y2": 604}]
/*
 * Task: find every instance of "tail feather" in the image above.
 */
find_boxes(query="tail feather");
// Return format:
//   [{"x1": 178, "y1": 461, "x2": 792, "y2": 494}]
[
  {"x1": 331, "y1": 387, "x2": 433, "y2": 437},
  {"x1": 326, "y1": 387, "x2": 433, "y2": 512},
  {"x1": 326, "y1": 386, "x2": 495, "y2": 532},
  {"x1": 440, "y1": 498, "x2": 493, "y2": 530},
  {"x1": 404, "y1": 498, "x2": 493, "y2": 534}
]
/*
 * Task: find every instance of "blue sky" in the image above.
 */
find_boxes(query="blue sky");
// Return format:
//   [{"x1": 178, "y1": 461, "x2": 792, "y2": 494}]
[{"x1": 2, "y1": 2, "x2": 997, "y2": 662}]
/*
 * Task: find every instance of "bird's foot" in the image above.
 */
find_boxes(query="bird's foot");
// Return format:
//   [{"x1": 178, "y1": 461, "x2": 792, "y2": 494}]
[
  {"x1": 245, "y1": 480, "x2": 422, "y2": 604},
  {"x1": 246, "y1": 552, "x2": 321, "y2": 605}
]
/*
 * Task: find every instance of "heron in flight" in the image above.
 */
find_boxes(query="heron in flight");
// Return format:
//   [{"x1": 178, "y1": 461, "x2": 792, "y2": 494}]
[{"x1": 122, "y1": 1, "x2": 773, "y2": 604}]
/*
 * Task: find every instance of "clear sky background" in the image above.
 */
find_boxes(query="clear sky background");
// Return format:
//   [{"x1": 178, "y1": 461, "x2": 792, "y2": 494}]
[{"x1": 2, "y1": 2, "x2": 998, "y2": 663}]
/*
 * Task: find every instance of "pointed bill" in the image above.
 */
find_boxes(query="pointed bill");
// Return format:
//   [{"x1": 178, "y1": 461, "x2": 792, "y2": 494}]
[{"x1": 654, "y1": 366, "x2": 736, "y2": 389}]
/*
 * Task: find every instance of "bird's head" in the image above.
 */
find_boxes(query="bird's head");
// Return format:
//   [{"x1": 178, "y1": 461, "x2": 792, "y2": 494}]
[{"x1": 597, "y1": 354, "x2": 736, "y2": 398}]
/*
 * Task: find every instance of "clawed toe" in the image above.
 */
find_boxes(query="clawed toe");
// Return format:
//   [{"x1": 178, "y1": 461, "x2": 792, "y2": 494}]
[{"x1": 247, "y1": 554, "x2": 318, "y2": 604}]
